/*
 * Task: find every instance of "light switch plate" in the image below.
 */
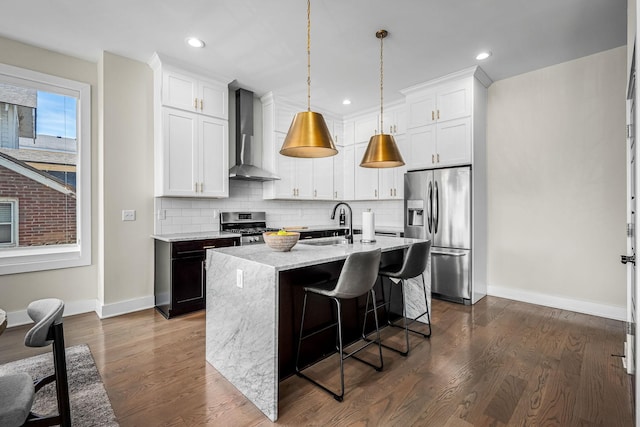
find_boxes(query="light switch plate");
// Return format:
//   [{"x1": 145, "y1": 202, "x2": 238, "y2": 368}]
[{"x1": 122, "y1": 210, "x2": 136, "y2": 221}]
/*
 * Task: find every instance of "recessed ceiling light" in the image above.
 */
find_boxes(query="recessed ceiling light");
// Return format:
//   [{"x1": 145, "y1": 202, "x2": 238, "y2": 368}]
[
  {"x1": 186, "y1": 37, "x2": 205, "y2": 48},
  {"x1": 476, "y1": 51, "x2": 491, "y2": 60},
  {"x1": 342, "y1": 99, "x2": 351, "y2": 105}
]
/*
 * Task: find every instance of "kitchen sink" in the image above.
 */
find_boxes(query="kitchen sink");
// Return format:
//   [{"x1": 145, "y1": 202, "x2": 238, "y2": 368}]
[{"x1": 299, "y1": 238, "x2": 349, "y2": 246}]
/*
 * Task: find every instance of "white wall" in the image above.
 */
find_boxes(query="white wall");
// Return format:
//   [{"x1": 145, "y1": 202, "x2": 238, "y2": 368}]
[{"x1": 487, "y1": 46, "x2": 627, "y2": 318}]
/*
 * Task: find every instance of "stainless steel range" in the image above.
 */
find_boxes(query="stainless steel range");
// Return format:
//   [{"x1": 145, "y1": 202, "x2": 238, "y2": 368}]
[{"x1": 220, "y1": 212, "x2": 277, "y2": 245}]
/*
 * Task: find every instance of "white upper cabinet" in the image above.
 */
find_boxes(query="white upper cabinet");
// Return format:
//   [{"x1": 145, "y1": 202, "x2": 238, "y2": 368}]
[
  {"x1": 262, "y1": 93, "x2": 337, "y2": 200},
  {"x1": 313, "y1": 156, "x2": 334, "y2": 200},
  {"x1": 334, "y1": 145, "x2": 354, "y2": 200},
  {"x1": 159, "y1": 108, "x2": 228, "y2": 198},
  {"x1": 162, "y1": 69, "x2": 228, "y2": 119},
  {"x1": 381, "y1": 103, "x2": 407, "y2": 136},
  {"x1": 401, "y1": 66, "x2": 490, "y2": 170},
  {"x1": 354, "y1": 136, "x2": 407, "y2": 201},
  {"x1": 406, "y1": 78, "x2": 471, "y2": 129},
  {"x1": 260, "y1": 67, "x2": 489, "y2": 201},
  {"x1": 354, "y1": 114, "x2": 379, "y2": 143},
  {"x1": 354, "y1": 142, "x2": 379, "y2": 200},
  {"x1": 343, "y1": 121, "x2": 355, "y2": 146},
  {"x1": 275, "y1": 103, "x2": 298, "y2": 133},
  {"x1": 150, "y1": 53, "x2": 230, "y2": 198}
]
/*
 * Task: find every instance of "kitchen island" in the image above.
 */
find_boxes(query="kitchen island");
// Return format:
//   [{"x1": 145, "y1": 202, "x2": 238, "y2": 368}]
[{"x1": 205, "y1": 236, "x2": 430, "y2": 421}]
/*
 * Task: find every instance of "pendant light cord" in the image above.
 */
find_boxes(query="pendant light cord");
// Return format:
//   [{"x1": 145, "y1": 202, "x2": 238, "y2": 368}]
[
  {"x1": 307, "y1": 0, "x2": 311, "y2": 112},
  {"x1": 379, "y1": 31, "x2": 384, "y2": 134}
]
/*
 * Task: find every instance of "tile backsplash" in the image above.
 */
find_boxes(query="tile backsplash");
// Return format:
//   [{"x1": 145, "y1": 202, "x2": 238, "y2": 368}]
[{"x1": 154, "y1": 180, "x2": 403, "y2": 235}]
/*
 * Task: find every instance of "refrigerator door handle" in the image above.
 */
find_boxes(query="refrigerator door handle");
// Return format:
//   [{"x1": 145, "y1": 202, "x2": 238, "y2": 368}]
[
  {"x1": 434, "y1": 181, "x2": 439, "y2": 234},
  {"x1": 427, "y1": 181, "x2": 433, "y2": 233}
]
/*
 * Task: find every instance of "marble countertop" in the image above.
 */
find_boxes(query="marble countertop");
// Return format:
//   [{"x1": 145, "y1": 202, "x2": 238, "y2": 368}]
[
  {"x1": 210, "y1": 235, "x2": 423, "y2": 271},
  {"x1": 152, "y1": 231, "x2": 241, "y2": 242}
]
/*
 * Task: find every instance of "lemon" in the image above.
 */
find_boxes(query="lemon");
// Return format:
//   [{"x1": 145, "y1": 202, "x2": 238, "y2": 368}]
[{"x1": 277, "y1": 229, "x2": 287, "y2": 236}]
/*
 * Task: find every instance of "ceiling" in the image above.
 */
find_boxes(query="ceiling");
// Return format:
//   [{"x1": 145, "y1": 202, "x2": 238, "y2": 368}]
[{"x1": 0, "y1": 0, "x2": 627, "y2": 115}]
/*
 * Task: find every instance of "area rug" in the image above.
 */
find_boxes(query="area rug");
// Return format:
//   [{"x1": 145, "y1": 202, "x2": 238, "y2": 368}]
[{"x1": 0, "y1": 344, "x2": 118, "y2": 426}]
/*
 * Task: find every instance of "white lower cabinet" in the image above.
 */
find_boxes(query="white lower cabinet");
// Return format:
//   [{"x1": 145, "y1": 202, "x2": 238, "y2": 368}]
[{"x1": 159, "y1": 108, "x2": 228, "y2": 197}]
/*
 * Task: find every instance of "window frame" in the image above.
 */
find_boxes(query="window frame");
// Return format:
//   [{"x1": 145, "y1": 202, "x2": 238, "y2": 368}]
[
  {"x1": 0, "y1": 198, "x2": 18, "y2": 247},
  {"x1": 0, "y1": 63, "x2": 91, "y2": 275}
]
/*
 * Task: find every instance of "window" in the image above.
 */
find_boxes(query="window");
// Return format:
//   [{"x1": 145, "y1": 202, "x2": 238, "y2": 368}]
[
  {"x1": 0, "y1": 200, "x2": 17, "y2": 247},
  {"x1": 0, "y1": 63, "x2": 91, "y2": 274}
]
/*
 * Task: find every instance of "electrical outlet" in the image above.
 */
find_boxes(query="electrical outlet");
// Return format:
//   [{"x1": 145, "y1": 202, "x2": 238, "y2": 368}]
[
  {"x1": 122, "y1": 210, "x2": 136, "y2": 221},
  {"x1": 157, "y1": 209, "x2": 166, "y2": 220},
  {"x1": 236, "y1": 269, "x2": 243, "y2": 288}
]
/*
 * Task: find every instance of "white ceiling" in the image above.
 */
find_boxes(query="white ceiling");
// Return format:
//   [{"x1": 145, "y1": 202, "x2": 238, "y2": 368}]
[{"x1": 0, "y1": 0, "x2": 627, "y2": 115}]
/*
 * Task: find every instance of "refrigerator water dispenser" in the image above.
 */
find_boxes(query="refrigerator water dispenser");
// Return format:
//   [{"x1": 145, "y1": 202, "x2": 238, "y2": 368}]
[{"x1": 407, "y1": 200, "x2": 424, "y2": 227}]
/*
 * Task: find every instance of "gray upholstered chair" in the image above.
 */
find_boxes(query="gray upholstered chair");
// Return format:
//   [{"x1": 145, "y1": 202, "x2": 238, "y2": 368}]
[
  {"x1": 295, "y1": 248, "x2": 384, "y2": 401},
  {"x1": 370, "y1": 240, "x2": 432, "y2": 356},
  {"x1": 0, "y1": 299, "x2": 71, "y2": 427}
]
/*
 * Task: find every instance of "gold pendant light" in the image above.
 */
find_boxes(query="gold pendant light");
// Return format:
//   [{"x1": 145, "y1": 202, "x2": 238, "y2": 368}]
[
  {"x1": 360, "y1": 29, "x2": 405, "y2": 168},
  {"x1": 280, "y1": 0, "x2": 337, "y2": 158}
]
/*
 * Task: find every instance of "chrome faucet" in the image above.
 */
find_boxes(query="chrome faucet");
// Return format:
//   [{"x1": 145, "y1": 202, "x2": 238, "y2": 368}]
[{"x1": 331, "y1": 202, "x2": 353, "y2": 244}]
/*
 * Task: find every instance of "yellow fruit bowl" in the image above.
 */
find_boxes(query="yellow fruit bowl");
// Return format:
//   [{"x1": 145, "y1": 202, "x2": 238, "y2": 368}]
[{"x1": 263, "y1": 231, "x2": 300, "y2": 252}]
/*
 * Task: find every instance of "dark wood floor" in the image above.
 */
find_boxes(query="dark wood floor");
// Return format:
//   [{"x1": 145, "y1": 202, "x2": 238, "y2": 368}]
[{"x1": 0, "y1": 296, "x2": 633, "y2": 426}]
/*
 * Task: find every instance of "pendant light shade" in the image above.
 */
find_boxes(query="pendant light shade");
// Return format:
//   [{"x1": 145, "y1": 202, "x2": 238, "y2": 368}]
[
  {"x1": 280, "y1": 111, "x2": 337, "y2": 158},
  {"x1": 360, "y1": 29, "x2": 405, "y2": 168},
  {"x1": 360, "y1": 134, "x2": 404, "y2": 168},
  {"x1": 280, "y1": 0, "x2": 337, "y2": 158}
]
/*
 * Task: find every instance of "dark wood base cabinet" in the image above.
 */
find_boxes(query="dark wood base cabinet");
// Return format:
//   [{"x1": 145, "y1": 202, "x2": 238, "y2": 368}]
[{"x1": 154, "y1": 237, "x2": 240, "y2": 319}]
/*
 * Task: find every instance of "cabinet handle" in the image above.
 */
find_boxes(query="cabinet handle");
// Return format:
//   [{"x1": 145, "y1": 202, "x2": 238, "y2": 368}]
[
  {"x1": 437, "y1": 153, "x2": 440, "y2": 163},
  {"x1": 194, "y1": 182, "x2": 198, "y2": 192},
  {"x1": 432, "y1": 154, "x2": 435, "y2": 164},
  {"x1": 292, "y1": 188, "x2": 296, "y2": 197},
  {"x1": 200, "y1": 99, "x2": 204, "y2": 110},
  {"x1": 314, "y1": 189, "x2": 317, "y2": 198},
  {"x1": 390, "y1": 125, "x2": 393, "y2": 134},
  {"x1": 437, "y1": 110, "x2": 440, "y2": 120},
  {"x1": 394, "y1": 124, "x2": 397, "y2": 133},
  {"x1": 194, "y1": 98, "x2": 198, "y2": 109},
  {"x1": 390, "y1": 188, "x2": 393, "y2": 196},
  {"x1": 431, "y1": 111, "x2": 435, "y2": 121},
  {"x1": 334, "y1": 191, "x2": 337, "y2": 198},
  {"x1": 375, "y1": 189, "x2": 378, "y2": 198},
  {"x1": 393, "y1": 188, "x2": 396, "y2": 197},
  {"x1": 203, "y1": 245, "x2": 217, "y2": 250},
  {"x1": 200, "y1": 182, "x2": 204, "y2": 192}
]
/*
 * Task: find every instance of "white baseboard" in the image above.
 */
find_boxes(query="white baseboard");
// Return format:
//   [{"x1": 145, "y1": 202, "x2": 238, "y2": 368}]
[
  {"x1": 6, "y1": 295, "x2": 156, "y2": 327},
  {"x1": 96, "y1": 295, "x2": 155, "y2": 319},
  {"x1": 7, "y1": 299, "x2": 97, "y2": 328},
  {"x1": 487, "y1": 285, "x2": 626, "y2": 321}
]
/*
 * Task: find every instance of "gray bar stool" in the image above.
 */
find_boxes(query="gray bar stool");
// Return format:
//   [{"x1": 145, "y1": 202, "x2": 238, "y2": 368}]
[
  {"x1": 295, "y1": 248, "x2": 384, "y2": 402},
  {"x1": 367, "y1": 240, "x2": 432, "y2": 356}
]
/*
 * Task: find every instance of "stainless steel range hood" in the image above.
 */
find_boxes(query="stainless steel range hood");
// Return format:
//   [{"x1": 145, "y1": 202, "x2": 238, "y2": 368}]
[{"x1": 229, "y1": 88, "x2": 280, "y2": 181}]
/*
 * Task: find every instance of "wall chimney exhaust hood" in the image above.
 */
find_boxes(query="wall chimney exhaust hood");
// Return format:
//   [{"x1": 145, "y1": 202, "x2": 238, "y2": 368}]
[{"x1": 229, "y1": 88, "x2": 280, "y2": 181}]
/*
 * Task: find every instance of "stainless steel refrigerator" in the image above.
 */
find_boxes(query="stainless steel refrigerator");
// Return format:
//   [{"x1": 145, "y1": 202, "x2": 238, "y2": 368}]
[{"x1": 404, "y1": 167, "x2": 472, "y2": 304}]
